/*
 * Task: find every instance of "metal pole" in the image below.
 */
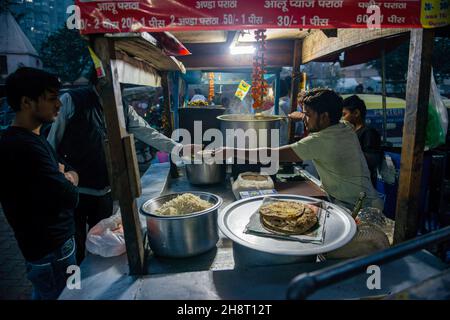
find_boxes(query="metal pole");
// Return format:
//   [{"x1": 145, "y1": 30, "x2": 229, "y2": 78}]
[
  {"x1": 274, "y1": 71, "x2": 281, "y2": 115},
  {"x1": 381, "y1": 48, "x2": 387, "y2": 144},
  {"x1": 287, "y1": 225, "x2": 450, "y2": 300}
]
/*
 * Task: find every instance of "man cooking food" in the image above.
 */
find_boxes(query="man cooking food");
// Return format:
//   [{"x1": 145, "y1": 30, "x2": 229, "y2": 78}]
[{"x1": 217, "y1": 88, "x2": 383, "y2": 210}]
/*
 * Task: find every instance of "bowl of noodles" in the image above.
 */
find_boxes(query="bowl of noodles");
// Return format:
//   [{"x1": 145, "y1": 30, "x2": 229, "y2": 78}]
[{"x1": 140, "y1": 192, "x2": 222, "y2": 257}]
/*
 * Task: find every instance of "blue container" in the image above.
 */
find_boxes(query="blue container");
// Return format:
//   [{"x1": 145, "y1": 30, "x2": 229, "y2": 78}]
[{"x1": 376, "y1": 151, "x2": 431, "y2": 220}]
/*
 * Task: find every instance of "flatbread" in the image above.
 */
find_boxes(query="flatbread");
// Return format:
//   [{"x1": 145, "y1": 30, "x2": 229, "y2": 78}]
[
  {"x1": 259, "y1": 201, "x2": 318, "y2": 235},
  {"x1": 259, "y1": 201, "x2": 307, "y2": 219}
]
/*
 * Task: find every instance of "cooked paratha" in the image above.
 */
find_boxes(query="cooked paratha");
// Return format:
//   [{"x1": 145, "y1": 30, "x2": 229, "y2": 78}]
[{"x1": 259, "y1": 201, "x2": 318, "y2": 235}]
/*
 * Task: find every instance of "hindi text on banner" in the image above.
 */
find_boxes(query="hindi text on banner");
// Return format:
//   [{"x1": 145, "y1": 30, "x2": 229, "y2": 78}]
[
  {"x1": 264, "y1": 0, "x2": 289, "y2": 12},
  {"x1": 318, "y1": 0, "x2": 343, "y2": 8}
]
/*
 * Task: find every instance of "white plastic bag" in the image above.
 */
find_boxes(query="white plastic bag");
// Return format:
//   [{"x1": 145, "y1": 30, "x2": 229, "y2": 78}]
[{"x1": 85, "y1": 213, "x2": 126, "y2": 257}]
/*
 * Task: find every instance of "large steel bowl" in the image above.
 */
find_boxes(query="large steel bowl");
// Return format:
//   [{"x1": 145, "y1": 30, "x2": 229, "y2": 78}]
[{"x1": 140, "y1": 192, "x2": 223, "y2": 258}]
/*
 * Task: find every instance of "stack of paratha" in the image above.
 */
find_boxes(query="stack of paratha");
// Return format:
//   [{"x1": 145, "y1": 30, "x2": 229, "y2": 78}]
[{"x1": 259, "y1": 200, "x2": 318, "y2": 235}]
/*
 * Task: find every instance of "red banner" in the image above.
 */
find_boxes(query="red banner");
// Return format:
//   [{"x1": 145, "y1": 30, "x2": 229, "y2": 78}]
[{"x1": 74, "y1": 0, "x2": 448, "y2": 34}]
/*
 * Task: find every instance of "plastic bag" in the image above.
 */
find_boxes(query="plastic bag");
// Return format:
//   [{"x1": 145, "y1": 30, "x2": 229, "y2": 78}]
[
  {"x1": 426, "y1": 71, "x2": 448, "y2": 149},
  {"x1": 85, "y1": 213, "x2": 126, "y2": 257}
]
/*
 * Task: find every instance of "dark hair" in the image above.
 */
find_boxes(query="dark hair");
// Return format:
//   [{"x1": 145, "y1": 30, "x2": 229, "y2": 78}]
[
  {"x1": 194, "y1": 88, "x2": 203, "y2": 95},
  {"x1": 6, "y1": 67, "x2": 61, "y2": 112},
  {"x1": 343, "y1": 94, "x2": 367, "y2": 120},
  {"x1": 298, "y1": 88, "x2": 343, "y2": 125}
]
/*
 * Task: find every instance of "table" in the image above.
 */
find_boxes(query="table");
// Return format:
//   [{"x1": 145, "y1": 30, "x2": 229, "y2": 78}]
[{"x1": 59, "y1": 163, "x2": 449, "y2": 300}]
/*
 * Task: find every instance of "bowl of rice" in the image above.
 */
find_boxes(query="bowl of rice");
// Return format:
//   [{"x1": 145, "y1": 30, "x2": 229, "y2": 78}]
[{"x1": 140, "y1": 192, "x2": 222, "y2": 257}]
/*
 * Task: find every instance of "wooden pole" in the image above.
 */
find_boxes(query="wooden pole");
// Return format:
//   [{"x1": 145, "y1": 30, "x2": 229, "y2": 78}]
[
  {"x1": 289, "y1": 39, "x2": 302, "y2": 144},
  {"x1": 91, "y1": 36, "x2": 145, "y2": 274},
  {"x1": 394, "y1": 29, "x2": 434, "y2": 244}
]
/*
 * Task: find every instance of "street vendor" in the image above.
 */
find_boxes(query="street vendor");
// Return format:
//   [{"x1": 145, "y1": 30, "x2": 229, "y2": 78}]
[
  {"x1": 219, "y1": 88, "x2": 383, "y2": 211},
  {"x1": 47, "y1": 69, "x2": 192, "y2": 264}
]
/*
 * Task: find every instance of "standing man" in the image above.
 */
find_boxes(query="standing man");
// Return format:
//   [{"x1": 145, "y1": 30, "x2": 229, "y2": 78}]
[
  {"x1": 222, "y1": 89, "x2": 383, "y2": 210},
  {"x1": 47, "y1": 70, "x2": 188, "y2": 264},
  {"x1": 342, "y1": 95, "x2": 383, "y2": 187},
  {"x1": 0, "y1": 67, "x2": 79, "y2": 299}
]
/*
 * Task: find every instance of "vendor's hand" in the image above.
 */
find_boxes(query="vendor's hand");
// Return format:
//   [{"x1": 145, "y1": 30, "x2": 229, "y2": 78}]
[
  {"x1": 58, "y1": 163, "x2": 65, "y2": 174},
  {"x1": 181, "y1": 144, "x2": 203, "y2": 158},
  {"x1": 288, "y1": 111, "x2": 305, "y2": 122},
  {"x1": 212, "y1": 147, "x2": 234, "y2": 163},
  {"x1": 64, "y1": 171, "x2": 79, "y2": 186}
]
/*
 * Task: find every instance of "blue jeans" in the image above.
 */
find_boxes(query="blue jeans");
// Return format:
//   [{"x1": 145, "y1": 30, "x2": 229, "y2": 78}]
[{"x1": 25, "y1": 237, "x2": 77, "y2": 300}]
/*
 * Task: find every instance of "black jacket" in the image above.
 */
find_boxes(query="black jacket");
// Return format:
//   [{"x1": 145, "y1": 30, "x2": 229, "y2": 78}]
[{"x1": 57, "y1": 88, "x2": 110, "y2": 189}]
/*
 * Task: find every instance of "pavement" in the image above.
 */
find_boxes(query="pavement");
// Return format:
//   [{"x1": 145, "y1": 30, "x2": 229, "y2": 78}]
[{"x1": 0, "y1": 205, "x2": 32, "y2": 300}]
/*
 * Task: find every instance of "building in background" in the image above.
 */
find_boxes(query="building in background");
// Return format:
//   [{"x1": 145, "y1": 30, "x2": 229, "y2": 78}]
[
  {"x1": 9, "y1": 0, "x2": 74, "y2": 51},
  {"x1": 0, "y1": 11, "x2": 41, "y2": 83}
]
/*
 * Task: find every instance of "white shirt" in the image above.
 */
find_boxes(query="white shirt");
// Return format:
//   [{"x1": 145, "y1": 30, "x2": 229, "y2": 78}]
[{"x1": 48, "y1": 90, "x2": 180, "y2": 196}]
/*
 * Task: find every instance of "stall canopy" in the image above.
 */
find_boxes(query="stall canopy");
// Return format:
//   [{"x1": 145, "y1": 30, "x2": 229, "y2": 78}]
[{"x1": 75, "y1": 0, "x2": 449, "y2": 34}]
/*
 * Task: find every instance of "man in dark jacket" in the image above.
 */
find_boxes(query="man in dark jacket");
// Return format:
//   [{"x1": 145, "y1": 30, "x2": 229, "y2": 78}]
[
  {"x1": 342, "y1": 95, "x2": 383, "y2": 187},
  {"x1": 0, "y1": 67, "x2": 79, "y2": 299}
]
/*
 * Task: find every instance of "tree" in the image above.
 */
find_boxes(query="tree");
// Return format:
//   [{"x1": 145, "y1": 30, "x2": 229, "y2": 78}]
[
  {"x1": 39, "y1": 26, "x2": 92, "y2": 83},
  {"x1": 369, "y1": 37, "x2": 450, "y2": 94}
]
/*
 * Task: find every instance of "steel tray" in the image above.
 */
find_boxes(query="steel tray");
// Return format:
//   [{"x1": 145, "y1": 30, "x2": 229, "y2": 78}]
[{"x1": 218, "y1": 194, "x2": 356, "y2": 256}]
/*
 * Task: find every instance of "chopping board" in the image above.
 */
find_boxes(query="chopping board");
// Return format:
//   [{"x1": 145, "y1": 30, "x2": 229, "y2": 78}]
[{"x1": 275, "y1": 181, "x2": 328, "y2": 200}]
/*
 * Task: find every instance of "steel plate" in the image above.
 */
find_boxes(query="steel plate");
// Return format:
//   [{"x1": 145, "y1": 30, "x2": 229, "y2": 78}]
[{"x1": 218, "y1": 194, "x2": 356, "y2": 256}]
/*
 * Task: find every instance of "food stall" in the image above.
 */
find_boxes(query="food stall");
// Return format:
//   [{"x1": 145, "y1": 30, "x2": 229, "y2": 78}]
[{"x1": 60, "y1": 0, "x2": 450, "y2": 299}]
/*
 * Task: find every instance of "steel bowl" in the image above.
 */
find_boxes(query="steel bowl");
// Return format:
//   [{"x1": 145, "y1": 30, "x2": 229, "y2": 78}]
[
  {"x1": 140, "y1": 192, "x2": 223, "y2": 258},
  {"x1": 185, "y1": 162, "x2": 226, "y2": 185},
  {"x1": 217, "y1": 114, "x2": 282, "y2": 148}
]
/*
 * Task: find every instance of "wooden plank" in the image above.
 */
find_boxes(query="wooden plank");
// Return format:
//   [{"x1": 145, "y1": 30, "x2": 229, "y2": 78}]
[
  {"x1": 91, "y1": 36, "x2": 145, "y2": 275},
  {"x1": 110, "y1": 33, "x2": 185, "y2": 72},
  {"x1": 301, "y1": 29, "x2": 409, "y2": 63},
  {"x1": 394, "y1": 29, "x2": 435, "y2": 244},
  {"x1": 123, "y1": 134, "x2": 142, "y2": 199},
  {"x1": 288, "y1": 39, "x2": 302, "y2": 144}
]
